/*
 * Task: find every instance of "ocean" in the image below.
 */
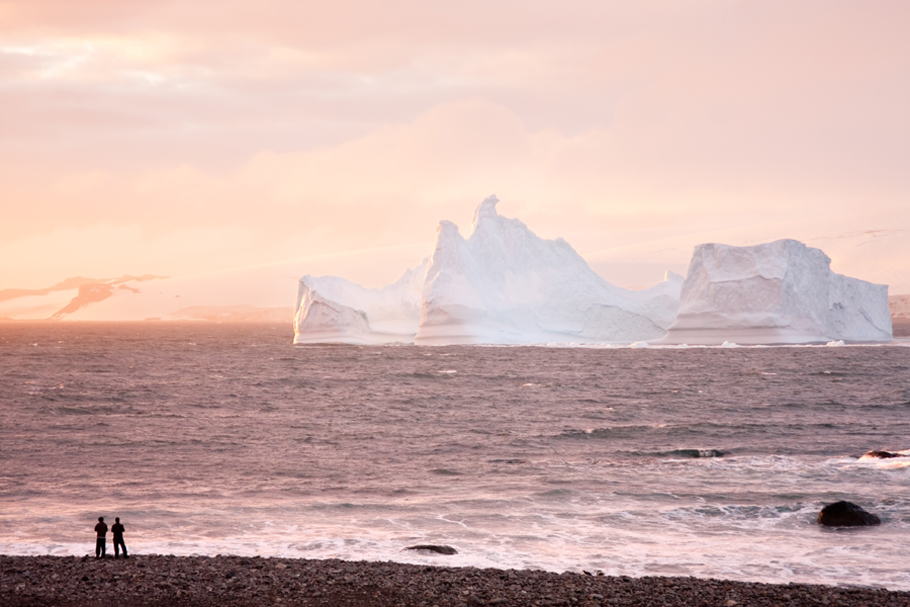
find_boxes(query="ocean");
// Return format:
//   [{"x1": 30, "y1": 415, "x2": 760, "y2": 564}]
[{"x1": 1, "y1": 322, "x2": 909, "y2": 590}]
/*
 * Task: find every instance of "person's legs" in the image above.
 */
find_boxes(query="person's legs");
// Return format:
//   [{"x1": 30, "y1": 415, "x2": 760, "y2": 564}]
[
  {"x1": 95, "y1": 538, "x2": 104, "y2": 558},
  {"x1": 114, "y1": 539, "x2": 120, "y2": 557},
  {"x1": 117, "y1": 538, "x2": 128, "y2": 558}
]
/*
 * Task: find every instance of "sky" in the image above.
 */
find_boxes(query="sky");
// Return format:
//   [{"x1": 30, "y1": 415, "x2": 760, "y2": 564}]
[{"x1": 1, "y1": 0, "x2": 909, "y2": 292}]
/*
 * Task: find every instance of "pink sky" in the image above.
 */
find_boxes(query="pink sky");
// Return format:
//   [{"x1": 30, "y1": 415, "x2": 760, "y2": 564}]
[{"x1": 2, "y1": 0, "x2": 909, "y2": 291}]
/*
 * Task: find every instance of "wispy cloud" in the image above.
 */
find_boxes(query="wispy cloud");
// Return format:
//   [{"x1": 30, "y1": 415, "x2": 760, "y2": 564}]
[{"x1": 1, "y1": 0, "x2": 908, "y2": 290}]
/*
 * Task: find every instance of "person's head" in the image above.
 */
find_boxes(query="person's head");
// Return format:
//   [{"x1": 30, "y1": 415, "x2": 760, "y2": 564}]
[
  {"x1": 98, "y1": 517, "x2": 104, "y2": 522},
  {"x1": 115, "y1": 518, "x2": 120, "y2": 523}
]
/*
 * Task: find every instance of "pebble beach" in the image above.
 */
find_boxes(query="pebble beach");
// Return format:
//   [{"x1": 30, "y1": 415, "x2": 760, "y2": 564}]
[{"x1": 3, "y1": 555, "x2": 910, "y2": 607}]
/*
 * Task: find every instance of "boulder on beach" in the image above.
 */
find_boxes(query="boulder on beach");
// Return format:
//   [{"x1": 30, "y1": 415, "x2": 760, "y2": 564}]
[
  {"x1": 403, "y1": 544, "x2": 458, "y2": 555},
  {"x1": 817, "y1": 501, "x2": 881, "y2": 526}
]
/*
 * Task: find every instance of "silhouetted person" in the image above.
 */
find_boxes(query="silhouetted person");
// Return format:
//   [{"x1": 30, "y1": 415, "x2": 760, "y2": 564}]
[
  {"x1": 112, "y1": 517, "x2": 128, "y2": 558},
  {"x1": 94, "y1": 517, "x2": 108, "y2": 558}
]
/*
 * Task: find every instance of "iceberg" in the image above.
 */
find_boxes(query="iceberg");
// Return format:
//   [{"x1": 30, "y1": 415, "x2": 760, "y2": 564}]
[
  {"x1": 657, "y1": 239, "x2": 892, "y2": 345},
  {"x1": 294, "y1": 261, "x2": 426, "y2": 345},
  {"x1": 294, "y1": 195, "x2": 682, "y2": 345},
  {"x1": 294, "y1": 200, "x2": 892, "y2": 346},
  {"x1": 414, "y1": 196, "x2": 681, "y2": 344}
]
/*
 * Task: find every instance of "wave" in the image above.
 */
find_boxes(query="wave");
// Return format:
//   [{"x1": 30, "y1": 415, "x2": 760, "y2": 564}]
[
  {"x1": 653, "y1": 448, "x2": 726, "y2": 458},
  {"x1": 38, "y1": 404, "x2": 135, "y2": 416},
  {"x1": 556, "y1": 426, "x2": 663, "y2": 439}
]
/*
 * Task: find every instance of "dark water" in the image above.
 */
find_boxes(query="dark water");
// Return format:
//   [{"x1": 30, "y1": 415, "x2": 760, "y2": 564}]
[{"x1": 2, "y1": 322, "x2": 909, "y2": 588}]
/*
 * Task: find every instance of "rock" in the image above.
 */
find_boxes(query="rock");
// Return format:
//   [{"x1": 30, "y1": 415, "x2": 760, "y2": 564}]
[
  {"x1": 817, "y1": 501, "x2": 881, "y2": 526},
  {"x1": 861, "y1": 450, "x2": 903, "y2": 459},
  {"x1": 403, "y1": 545, "x2": 458, "y2": 555}
]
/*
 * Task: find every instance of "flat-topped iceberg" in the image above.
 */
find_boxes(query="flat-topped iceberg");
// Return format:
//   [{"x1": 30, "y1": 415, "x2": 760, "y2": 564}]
[
  {"x1": 656, "y1": 239, "x2": 892, "y2": 345},
  {"x1": 294, "y1": 196, "x2": 682, "y2": 345}
]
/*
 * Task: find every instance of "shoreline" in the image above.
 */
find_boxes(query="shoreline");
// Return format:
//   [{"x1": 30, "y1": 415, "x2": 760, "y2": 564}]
[{"x1": 3, "y1": 555, "x2": 909, "y2": 607}]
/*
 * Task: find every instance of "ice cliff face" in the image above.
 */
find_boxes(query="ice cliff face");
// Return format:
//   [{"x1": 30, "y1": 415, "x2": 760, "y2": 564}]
[
  {"x1": 294, "y1": 195, "x2": 682, "y2": 345},
  {"x1": 415, "y1": 195, "x2": 681, "y2": 344},
  {"x1": 657, "y1": 239, "x2": 892, "y2": 344}
]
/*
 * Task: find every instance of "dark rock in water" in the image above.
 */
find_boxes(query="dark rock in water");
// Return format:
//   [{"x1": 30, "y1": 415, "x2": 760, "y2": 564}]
[
  {"x1": 817, "y1": 501, "x2": 881, "y2": 526},
  {"x1": 862, "y1": 450, "x2": 903, "y2": 459},
  {"x1": 404, "y1": 544, "x2": 458, "y2": 555}
]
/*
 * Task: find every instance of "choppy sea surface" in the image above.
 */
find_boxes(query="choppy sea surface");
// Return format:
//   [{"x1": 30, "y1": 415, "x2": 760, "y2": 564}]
[{"x1": 2, "y1": 323, "x2": 909, "y2": 590}]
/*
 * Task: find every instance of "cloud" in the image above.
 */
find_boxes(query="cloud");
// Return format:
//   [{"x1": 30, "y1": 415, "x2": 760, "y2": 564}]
[
  {"x1": 3, "y1": 95, "x2": 908, "y2": 292},
  {"x1": 1, "y1": 0, "x2": 909, "y2": 290},
  {"x1": 0, "y1": 224, "x2": 259, "y2": 288}
]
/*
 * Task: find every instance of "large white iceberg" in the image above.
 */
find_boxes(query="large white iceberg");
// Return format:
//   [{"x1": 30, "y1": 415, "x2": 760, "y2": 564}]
[
  {"x1": 294, "y1": 196, "x2": 682, "y2": 345},
  {"x1": 657, "y1": 239, "x2": 892, "y2": 344},
  {"x1": 414, "y1": 196, "x2": 681, "y2": 344}
]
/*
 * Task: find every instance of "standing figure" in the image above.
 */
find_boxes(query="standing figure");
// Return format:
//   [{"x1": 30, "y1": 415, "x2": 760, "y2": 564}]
[
  {"x1": 111, "y1": 517, "x2": 128, "y2": 558},
  {"x1": 94, "y1": 517, "x2": 108, "y2": 558}
]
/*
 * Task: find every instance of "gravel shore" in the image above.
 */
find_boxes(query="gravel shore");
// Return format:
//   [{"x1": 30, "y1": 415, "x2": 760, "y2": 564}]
[{"x1": 3, "y1": 555, "x2": 909, "y2": 607}]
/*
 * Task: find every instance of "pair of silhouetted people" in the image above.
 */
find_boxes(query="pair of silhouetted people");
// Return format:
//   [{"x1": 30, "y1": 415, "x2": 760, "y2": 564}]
[{"x1": 94, "y1": 516, "x2": 128, "y2": 558}]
